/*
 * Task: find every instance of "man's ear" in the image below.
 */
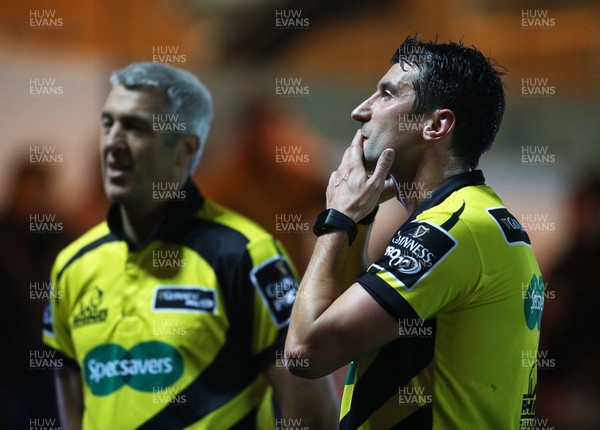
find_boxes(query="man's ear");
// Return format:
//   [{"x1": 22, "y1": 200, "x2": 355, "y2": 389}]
[
  {"x1": 176, "y1": 135, "x2": 200, "y2": 168},
  {"x1": 422, "y1": 109, "x2": 455, "y2": 141}
]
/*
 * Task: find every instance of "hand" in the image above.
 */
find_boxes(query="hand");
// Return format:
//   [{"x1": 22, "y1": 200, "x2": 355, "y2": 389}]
[{"x1": 326, "y1": 130, "x2": 395, "y2": 221}]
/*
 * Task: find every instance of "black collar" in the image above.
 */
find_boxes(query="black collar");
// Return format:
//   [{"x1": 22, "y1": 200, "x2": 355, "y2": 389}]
[
  {"x1": 106, "y1": 179, "x2": 204, "y2": 251},
  {"x1": 404, "y1": 170, "x2": 486, "y2": 224}
]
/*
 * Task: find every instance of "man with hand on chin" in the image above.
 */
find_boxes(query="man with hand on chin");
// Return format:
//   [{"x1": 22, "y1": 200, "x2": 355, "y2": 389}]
[{"x1": 286, "y1": 36, "x2": 544, "y2": 429}]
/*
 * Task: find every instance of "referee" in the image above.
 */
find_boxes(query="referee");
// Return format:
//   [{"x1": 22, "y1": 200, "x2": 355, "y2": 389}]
[
  {"x1": 286, "y1": 36, "x2": 544, "y2": 429},
  {"x1": 42, "y1": 63, "x2": 337, "y2": 429}
]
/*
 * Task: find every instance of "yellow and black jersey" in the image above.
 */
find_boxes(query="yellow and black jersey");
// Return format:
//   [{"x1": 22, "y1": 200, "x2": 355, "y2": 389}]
[
  {"x1": 341, "y1": 170, "x2": 544, "y2": 429},
  {"x1": 43, "y1": 180, "x2": 299, "y2": 429}
]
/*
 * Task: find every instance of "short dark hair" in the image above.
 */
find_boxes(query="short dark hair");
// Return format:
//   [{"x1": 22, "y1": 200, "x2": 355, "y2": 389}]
[{"x1": 392, "y1": 35, "x2": 506, "y2": 169}]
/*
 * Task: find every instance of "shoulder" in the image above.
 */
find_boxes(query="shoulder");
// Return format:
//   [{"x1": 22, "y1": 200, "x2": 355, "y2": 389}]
[
  {"x1": 191, "y1": 197, "x2": 277, "y2": 248},
  {"x1": 418, "y1": 185, "x2": 504, "y2": 234},
  {"x1": 180, "y1": 198, "x2": 291, "y2": 272},
  {"x1": 52, "y1": 222, "x2": 116, "y2": 281}
]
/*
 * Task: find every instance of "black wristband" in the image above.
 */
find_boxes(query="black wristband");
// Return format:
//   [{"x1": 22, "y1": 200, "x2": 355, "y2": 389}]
[
  {"x1": 358, "y1": 205, "x2": 379, "y2": 225},
  {"x1": 313, "y1": 209, "x2": 358, "y2": 245}
]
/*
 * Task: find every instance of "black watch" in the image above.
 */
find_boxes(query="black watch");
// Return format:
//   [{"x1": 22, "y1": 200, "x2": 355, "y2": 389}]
[
  {"x1": 313, "y1": 209, "x2": 358, "y2": 245},
  {"x1": 358, "y1": 205, "x2": 379, "y2": 225}
]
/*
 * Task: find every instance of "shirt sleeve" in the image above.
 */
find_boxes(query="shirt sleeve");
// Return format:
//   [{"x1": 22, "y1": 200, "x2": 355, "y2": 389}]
[
  {"x1": 42, "y1": 259, "x2": 77, "y2": 362},
  {"x1": 245, "y1": 236, "x2": 298, "y2": 368},
  {"x1": 358, "y1": 208, "x2": 482, "y2": 322}
]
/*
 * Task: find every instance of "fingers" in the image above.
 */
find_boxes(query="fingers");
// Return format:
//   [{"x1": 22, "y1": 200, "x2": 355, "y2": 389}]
[
  {"x1": 370, "y1": 149, "x2": 395, "y2": 188},
  {"x1": 378, "y1": 176, "x2": 397, "y2": 204},
  {"x1": 350, "y1": 129, "x2": 363, "y2": 148},
  {"x1": 326, "y1": 130, "x2": 396, "y2": 220},
  {"x1": 342, "y1": 130, "x2": 365, "y2": 166}
]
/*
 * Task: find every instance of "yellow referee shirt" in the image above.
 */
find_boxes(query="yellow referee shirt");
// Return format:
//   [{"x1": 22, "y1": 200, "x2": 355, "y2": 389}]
[
  {"x1": 341, "y1": 170, "x2": 544, "y2": 429},
  {"x1": 43, "y1": 180, "x2": 298, "y2": 429}
]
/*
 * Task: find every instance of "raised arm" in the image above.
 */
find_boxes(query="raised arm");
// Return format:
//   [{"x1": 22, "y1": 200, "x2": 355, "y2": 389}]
[{"x1": 286, "y1": 131, "x2": 399, "y2": 378}]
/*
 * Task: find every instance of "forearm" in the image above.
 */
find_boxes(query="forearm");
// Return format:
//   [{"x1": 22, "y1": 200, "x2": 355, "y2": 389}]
[
  {"x1": 266, "y1": 363, "x2": 338, "y2": 429},
  {"x1": 299, "y1": 230, "x2": 348, "y2": 316},
  {"x1": 340, "y1": 223, "x2": 374, "y2": 287},
  {"x1": 286, "y1": 230, "x2": 349, "y2": 376},
  {"x1": 278, "y1": 376, "x2": 339, "y2": 430},
  {"x1": 55, "y1": 368, "x2": 83, "y2": 430},
  {"x1": 286, "y1": 132, "x2": 395, "y2": 376},
  {"x1": 289, "y1": 213, "x2": 374, "y2": 337}
]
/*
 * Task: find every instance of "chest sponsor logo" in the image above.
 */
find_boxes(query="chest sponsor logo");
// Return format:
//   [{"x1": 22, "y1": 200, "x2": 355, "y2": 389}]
[
  {"x1": 524, "y1": 274, "x2": 544, "y2": 331},
  {"x1": 73, "y1": 286, "x2": 108, "y2": 328},
  {"x1": 487, "y1": 207, "x2": 531, "y2": 246},
  {"x1": 379, "y1": 221, "x2": 456, "y2": 289},
  {"x1": 251, "y1": 256, "x2": 298, "y2": 328},
  {"x1": 153, "y1": 286, "x2": 217, "y2": 314},
  {"x1": 83, "y1": 341, "x2": 184, "y2": 396}
]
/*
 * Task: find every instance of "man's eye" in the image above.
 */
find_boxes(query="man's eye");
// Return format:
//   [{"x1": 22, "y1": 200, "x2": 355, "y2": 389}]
[
  {"x1": 383, "y1": 90, "x2": 393, "y2": 98},
  {"x1": 125, "y1": 121, "x2": 148, "y2": 132}
]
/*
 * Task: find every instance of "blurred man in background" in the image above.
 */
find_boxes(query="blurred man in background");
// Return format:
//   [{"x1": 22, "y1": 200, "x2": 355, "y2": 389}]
[
  {"x1": 286, "y1": 36, "x2": 544, "y2": 429},
  {"x1": 42, "y1": 62, "x2": 337, "y2": 429}
]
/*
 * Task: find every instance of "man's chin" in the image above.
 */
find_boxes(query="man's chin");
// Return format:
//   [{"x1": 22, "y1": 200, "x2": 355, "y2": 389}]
[
  {"x1": 103, "y1": 182, "x2": 133, "y2": 204},
  {"x1": 364, "y1": 158, "x2": 378, "y2": 173}
]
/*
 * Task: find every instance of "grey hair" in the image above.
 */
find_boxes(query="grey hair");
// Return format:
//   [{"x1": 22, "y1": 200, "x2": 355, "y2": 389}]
[{"x1": 109, "y1": 62, "x2": 213, "y2": 174}]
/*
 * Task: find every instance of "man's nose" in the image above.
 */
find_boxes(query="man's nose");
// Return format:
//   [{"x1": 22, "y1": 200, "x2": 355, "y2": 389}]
[{"x1": 351, "y1": 97, "x2": 372, "y2": 123}]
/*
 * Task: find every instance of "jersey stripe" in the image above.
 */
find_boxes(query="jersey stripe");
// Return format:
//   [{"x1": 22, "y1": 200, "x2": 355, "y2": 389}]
[
  {"x1": 55, "y1": 233, "x2": 118, "y2": 283},
  {"x1": 179, "y1": 218, "x2": 255, "y2": 354},
  {"x1": 339, "y1": 322, "x2": 436, "y2": 429},
  {"x1": 359, "y1": 275, "x2": 421, "y2": 321},
  {"x1": 440, "y1": 202, "x2": 465, "y2": 231},
  {"x1": 389, "y1": 404, "x2": 433, "y2": 430},
  {"x1": 230, "y1": 407, "x2": 259, "y2": 429},
  {"x1": 404, "y1": 170, "x2": 485, "y2": 225},
  {"x1": 138, "y1": 329, "x2": 261, "y2": 428}
]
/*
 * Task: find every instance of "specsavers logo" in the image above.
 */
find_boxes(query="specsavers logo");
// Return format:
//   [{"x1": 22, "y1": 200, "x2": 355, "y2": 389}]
[
  {"x1": 83, "y1": 341, "x2": 183, "y2": 395},
  {"x1": 524, "y1": 274, "x2": 544, "y2": 331}
]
